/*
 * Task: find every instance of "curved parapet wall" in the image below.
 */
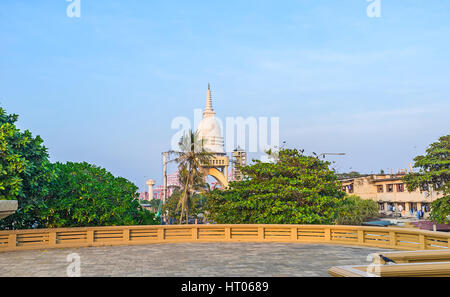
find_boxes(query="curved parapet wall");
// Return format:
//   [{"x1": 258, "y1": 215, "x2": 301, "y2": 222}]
[{"x1": 0, "y1": 224, "x2": 449, "y2": 252}]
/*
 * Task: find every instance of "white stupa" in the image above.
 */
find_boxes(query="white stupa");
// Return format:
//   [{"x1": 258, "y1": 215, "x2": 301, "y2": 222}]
[{"x1": 197, "y1": 84, "x2": 225, "y2": 154}]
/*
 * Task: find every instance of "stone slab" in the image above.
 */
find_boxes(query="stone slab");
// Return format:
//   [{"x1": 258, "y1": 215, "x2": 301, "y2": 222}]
[{"x1": 0, "y1": 200, "x2": 18, "y2": 219}]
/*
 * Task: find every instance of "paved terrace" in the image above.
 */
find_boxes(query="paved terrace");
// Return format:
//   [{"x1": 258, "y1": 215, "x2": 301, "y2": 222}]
[{"x1": 0, "y1": 242, "x2": 391, "y2": 277}]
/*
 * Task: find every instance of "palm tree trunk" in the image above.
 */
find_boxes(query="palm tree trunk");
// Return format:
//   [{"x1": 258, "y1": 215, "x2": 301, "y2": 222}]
[
  {"x1": 179, "y1": 171, "x2": 191, "y2": 224},
  {"x1": 185, "y1": 167, "x2": 196, "y2": 224}
]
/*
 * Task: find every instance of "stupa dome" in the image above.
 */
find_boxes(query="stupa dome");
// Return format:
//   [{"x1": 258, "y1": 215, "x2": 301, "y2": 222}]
[{"x1": 197, "y1": 84, "x2": 224, "y2": 154}]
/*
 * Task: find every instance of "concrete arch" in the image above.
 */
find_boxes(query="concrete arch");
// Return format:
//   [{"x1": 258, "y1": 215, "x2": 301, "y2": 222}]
[{"x1": 203, "y1": 167, "x2": 229, "y2": 188}]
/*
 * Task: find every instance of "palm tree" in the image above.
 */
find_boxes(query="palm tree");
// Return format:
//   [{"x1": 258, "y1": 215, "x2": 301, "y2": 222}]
[{"x1": 171, "y1": 130, "x2": 212, "y2": 224}]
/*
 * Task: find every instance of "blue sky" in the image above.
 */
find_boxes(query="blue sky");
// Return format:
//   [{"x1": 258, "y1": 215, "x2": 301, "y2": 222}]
[{"x1": 1, "y1": 0, "x2": 449, "y2": 190}]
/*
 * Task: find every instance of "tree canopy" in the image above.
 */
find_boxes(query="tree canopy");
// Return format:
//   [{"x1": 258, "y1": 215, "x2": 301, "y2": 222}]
[
  {"x1": 206, "y1": 148, "x2": 350, "y2": 224},
  {"x1": 404, "y1": 135, "x2": 450, "y2": 223},
  {"x1": 0, "y1": 106, "x2": 158, "y2": 229},
  {"x1": 335, "y1": 171, "x2": 368, "y2": 180},
  {"x1": 334, "y1": 195, "x2": 378, "y2": 225},
  {"x1": 40, "y1": 162, "x2": 158, "y2": 228},
  {"x1": 0, "y1": 107, "x2": 55, "y2": 229}
]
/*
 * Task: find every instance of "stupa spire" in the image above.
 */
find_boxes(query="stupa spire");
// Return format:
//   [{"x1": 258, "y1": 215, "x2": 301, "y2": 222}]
[{"x1": 203, "y1": 83, "x2": 215, "y2": 118}]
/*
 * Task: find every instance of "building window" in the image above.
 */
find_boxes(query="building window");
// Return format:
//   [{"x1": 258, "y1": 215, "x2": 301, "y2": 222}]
[
  {"x1": 387, "y1": 184, "x2": 394, "y2": 192},
  {"x1": 377, "y1": 185, "x2": 384, "y2": 193},
  {"x1": 378, "y1": 203, "x2": 384, "y2": 210},
  {"x1": 342, "y1": 186, "x2": 347, "y2": 192},
  {"x1": 396, "y1": 183, "x2": 405, "y2": 192}
]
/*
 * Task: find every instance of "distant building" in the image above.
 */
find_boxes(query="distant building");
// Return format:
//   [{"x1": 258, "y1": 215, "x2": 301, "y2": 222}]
[
  {"x1": 231, "y1": 146, "x2": 247, "y2": 181},
  {"x1": 138, "y1": 192, "x2": 151, "y2": 200},
  {"x1": 167, "y1": 171, "x2": 181, "y2": 188},
  {"x1": 340, "y1": 173, "x2": 442, "y2": 216},
  {"x1": 139, "y1": 171, "x2": 181, "y2": 201},
  {"x1": 153, "y1": 185, "x2": 165, "y2": 200}
]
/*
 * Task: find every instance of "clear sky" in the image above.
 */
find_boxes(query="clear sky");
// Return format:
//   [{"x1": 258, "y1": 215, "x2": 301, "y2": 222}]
[{"x1": 1, "y1": 0, "x2": 449, "y2": 190}]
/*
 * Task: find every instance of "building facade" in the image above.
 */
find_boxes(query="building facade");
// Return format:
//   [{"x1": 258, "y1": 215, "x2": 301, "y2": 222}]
[
  {"x1": 340, "y1": 174, "x2": 442, "y2": 216},
  {"x1": 231, "y1": 146, "x2": 247, "y2": 181}
]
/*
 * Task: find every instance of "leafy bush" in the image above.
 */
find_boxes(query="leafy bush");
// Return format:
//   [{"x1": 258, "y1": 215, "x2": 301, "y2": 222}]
[
  {"x1": 40, "y1": 162, "x2": 159, "y2": 227},
  {"x1": 334, "y1": 195, "x2": 378, "y2": 225},
  {"x1": 0, "y1": 107, "x2": 55, "y2": 229},
  {"x1": 404, "y1": 135, "x2": 449, "y2": 223},
  {"x1": 205, "y1": 148, "x2": 346, "y2": 224},
  {"x1": 0, "y1": 107, "x2": 159, "y2": 229},
  {"x1": 429, "y1": 196, "x2": 450, "y2": 224}
]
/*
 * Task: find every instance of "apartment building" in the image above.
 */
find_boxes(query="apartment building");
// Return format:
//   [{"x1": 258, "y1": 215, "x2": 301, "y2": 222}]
[{"x1": 340, "y1": 174, "x2": 441, "y2": 216}]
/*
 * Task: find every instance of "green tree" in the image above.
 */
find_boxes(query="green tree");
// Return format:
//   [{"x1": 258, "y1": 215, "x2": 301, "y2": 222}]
[
  {"x1": 206, "y1": 148, "x2": 346, "y2": 224},
  {"x1": 141, "y1": 198, "x2": 161, "y2": 214},
  {"x1": 335, "y1": 171, "x2": 367, "y2": 179},
  {"x1": 171, "y1": 130, "x2": 212, "y2": 224},
  {"x1": 41, "y1": 162, "x2": 158, "y2": 227},
  {"x1": 163, "y1": 187, "x2": 207, "y2": 223},
  {"x1": 404, "y1": 135, "x2": 450, "y2": 223},
  {"x1": 0, "y1": 107, "x2": 55, "y2": 230},
  {"x1": 334, "y1": 195, "x2": 378, "y2": 225}
]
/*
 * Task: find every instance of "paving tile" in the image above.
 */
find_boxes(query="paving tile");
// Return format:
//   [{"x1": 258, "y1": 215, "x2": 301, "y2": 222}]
[{"x1": 0, "y1": 243, "x2": 391, "y2": 277}]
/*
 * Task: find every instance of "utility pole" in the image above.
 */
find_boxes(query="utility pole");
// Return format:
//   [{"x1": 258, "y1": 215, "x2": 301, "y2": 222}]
[
  {"x1": 161, "y1": 151, "x2": 169, "y2": 224},
  {"x1": 162, "y1": 152, "x2": 168, "y2": 204}
]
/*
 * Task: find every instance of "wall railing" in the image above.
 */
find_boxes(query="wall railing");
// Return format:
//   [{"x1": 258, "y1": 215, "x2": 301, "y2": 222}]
[{"x1": 1, "y1": 224, "x2": 449, "y2": 252}]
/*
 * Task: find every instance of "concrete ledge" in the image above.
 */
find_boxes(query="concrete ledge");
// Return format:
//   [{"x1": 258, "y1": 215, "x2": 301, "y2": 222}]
[
  {"x1": 0, "y1": 200, "x2": 18, "y2": 219},
  {"x1": 329, "y1": 261, "x2": 450, "y2": 277},
  {"x1": 369, "y1": 250, "x2": 450, "y2": 264}
]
